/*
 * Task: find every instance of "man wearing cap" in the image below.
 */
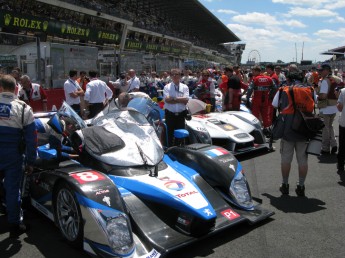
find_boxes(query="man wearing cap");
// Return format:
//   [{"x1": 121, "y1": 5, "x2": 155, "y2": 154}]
[{"x1": 318, "y1": 64, "x2": 338, "y2": 155}]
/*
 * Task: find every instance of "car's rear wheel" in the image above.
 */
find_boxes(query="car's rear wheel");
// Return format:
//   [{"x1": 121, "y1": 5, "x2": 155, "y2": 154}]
[{"x1": 54, "y1": 182, "x2": 83, "y2": 248}]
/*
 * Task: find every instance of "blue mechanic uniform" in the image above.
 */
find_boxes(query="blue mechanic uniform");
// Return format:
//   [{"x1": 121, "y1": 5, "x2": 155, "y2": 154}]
[
  {"x1": 35, "y1": 117, "x2": 74, "y2": 161},
  {"x1": 0, "y1": 92, "x2": 37, "y2": 225}
]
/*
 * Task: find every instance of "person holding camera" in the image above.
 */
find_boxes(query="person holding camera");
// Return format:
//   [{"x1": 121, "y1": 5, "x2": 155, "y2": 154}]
[
  {"x1": 163, "y1": 68, "x2": 189, "y2": 147},
  {"x1": 272, "y1": 71, "x2": 317, "y2": 197}
]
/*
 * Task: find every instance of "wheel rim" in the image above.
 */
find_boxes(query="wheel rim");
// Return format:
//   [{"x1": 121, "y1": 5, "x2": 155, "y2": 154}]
[{"x1": 56, "y1": 188, "x2": 80, "y2": 241}]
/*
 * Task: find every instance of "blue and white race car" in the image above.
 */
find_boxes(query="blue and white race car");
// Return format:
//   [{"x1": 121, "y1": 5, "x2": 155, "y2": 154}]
[{"x1": 28, "y1": 102, "x2": 274, "y2": 258}]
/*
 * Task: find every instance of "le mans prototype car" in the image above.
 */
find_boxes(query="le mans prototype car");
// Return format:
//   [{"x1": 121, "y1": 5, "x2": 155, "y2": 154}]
[
  {"x1": 126, "y1": 95, "x2": 269, "y2": 155},
  {"x1": 28, "y1": 102, "x2": 274, "y2": 258},
  {"x1": 185, "y1": 109, "x2": 268, "y2": 155}
]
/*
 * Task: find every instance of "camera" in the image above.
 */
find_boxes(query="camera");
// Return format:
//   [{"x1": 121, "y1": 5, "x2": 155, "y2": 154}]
[{"x1": 335, "y1": 86, "x2": 344, "y2": 92}]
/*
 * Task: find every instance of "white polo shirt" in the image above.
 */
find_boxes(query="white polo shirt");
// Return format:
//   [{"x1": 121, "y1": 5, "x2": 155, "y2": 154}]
[{"x1": 64, "y1": 78, "x2": 82, "y2": 105}]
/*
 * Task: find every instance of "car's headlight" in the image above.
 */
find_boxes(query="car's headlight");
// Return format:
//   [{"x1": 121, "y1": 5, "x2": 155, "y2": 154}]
[
  {"x1": 229, "y1": 171, "x2": 254, "y2": 210},
  {"x1": 106, "y1": 214, "x2": 134, "y2": 255}
]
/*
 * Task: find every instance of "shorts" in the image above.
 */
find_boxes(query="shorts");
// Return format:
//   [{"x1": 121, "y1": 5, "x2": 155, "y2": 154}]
[{"x1": 280, "y1": 139, "x2": 308, "y2": 166}]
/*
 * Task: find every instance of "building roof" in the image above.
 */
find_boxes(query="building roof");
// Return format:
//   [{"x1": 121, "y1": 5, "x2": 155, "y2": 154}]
[
  {"x1": 320, "y1": 46, "x2": 345, "y2": 55},
  {"x1": 135, "y1": 0, "x2": 240, "y2": 44}
]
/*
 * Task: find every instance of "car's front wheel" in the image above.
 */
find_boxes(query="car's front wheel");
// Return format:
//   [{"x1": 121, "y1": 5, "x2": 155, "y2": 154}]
[{"x1": 54, "y1": 182, "x2": 83, "y2": 248}]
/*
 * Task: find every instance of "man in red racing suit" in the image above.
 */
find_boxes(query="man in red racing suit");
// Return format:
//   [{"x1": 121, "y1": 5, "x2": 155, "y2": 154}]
[{"x1": 247, "y1": 66, "x2": 275, "y2": 129}]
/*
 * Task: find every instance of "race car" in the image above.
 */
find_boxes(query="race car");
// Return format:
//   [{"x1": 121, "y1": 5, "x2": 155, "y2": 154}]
[
  {"x1": 127, "y1": 97, "x2": 269, "y2": 155},
  {"x1": 27, "y1": 102, "x2": 273, "y2": 257},
  {"x1": 185, "y1": 109, "x2": 269, "y2": 155}
]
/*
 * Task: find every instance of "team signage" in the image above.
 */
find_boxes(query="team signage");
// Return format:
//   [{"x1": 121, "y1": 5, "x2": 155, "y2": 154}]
[
  {"x1": 0, "y1": 10, "x2": 121, "y2": 44},
  {"x1": 125, "y1": 39, "x2": 190, "y2": 57}
]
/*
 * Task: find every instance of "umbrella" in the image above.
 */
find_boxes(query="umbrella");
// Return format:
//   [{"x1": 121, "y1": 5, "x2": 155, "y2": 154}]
[{"x1": 187, "y1": 99, "x2": 207, "y2": 115}]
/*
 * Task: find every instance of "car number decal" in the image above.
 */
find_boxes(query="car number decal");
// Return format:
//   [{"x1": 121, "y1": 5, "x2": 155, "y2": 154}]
[
  {"x1": 221, "y1": 209, "x2": 240, "y2": 221},
  {"x1": 71, "y1": 171, "x2": 105, "y2": 184}
]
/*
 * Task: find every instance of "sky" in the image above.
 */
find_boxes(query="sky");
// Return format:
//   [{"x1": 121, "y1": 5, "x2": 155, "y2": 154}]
[{"x1": 199, "y1": 0, "x2": 345, "y2": 64}]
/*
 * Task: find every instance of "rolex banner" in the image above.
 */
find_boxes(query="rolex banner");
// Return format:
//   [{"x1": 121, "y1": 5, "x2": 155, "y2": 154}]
[
  {"x1": 125, "y1": 39, "x2": 190, "y2": 57},
  {"x1": 0, "y1": 10, "x2": 121, "y2": 44}
]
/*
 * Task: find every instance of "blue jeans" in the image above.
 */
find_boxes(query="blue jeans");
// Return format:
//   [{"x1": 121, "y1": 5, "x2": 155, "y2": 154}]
[{"x1": 0, "y1": 151, "x2": 23, "y2": 224}]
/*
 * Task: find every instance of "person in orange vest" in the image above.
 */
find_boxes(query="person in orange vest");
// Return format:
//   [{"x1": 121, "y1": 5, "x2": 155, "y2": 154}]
[
  {"x1": 19, "y1": 75, "x2": 47, "y2": 112},
  {"x1": 272, "y1": 70, "x2": 316, "y2": 197}
]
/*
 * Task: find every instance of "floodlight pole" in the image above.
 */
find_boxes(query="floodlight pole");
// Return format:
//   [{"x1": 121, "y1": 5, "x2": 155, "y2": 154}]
[{"x1": 36, "y1": 36, "x2": 42, "y2": 83}]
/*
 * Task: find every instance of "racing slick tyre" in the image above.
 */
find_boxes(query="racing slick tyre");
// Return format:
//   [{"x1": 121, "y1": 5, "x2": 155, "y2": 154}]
[{"x1": 54, "y1": 182, "x2": 83, "y2": 248}]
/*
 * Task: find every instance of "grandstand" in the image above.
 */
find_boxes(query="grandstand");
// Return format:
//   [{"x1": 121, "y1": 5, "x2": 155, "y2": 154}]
[
  {"x1": 0, "y1": 0, "x2": 243, "y2": 86},
  {"x1": 320, "y1": 45, "x2": 345, "y2": 72}
]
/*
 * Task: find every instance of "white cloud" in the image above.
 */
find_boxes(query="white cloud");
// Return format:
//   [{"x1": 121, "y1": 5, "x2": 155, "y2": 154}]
[
  {"x1": 272, "y1": 0, "x2": 329, "y2": 6},
  {"x1": 217, "y1": 9, "x2": 237, "y2": 15},
  {"x1": 288, "y1": 7, "x2": 337, "y2": 17},
  {"x1": 283, "y1": 19, "x2": 307, "y2": 28},
  {"x1": 325, "y1": 1, "x2": 345, "y2": 9},
  {"x1": 314, "y1": 28, "x2": 345, "y2": 38},
  {"x1": 231, "y1": 12, "x2": 306, "y2": 28},
  {"x1": 232, "y1": 12, "x2": 280, "y2": 26},
  {"x1": 227, "y1": 23, "x2": 319, "y2": 62},
  {"x1": 327, "y1": 16, "x2": 345, "y2": 23}
]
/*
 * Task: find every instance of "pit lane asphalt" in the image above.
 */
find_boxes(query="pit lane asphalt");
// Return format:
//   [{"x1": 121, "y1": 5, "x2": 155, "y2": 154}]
[{"x1": 1, "y1": 122, "x2": 345, "y2": 258}]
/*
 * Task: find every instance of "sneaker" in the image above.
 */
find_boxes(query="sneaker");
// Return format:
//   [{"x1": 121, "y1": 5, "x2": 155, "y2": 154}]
[
  {"x1": 9, "y1": 222, "x2": 29, "y2": 238},
  {"x1": 295, "y1": 185, "x2": 305, "y2": 197},
  {"x1": 279, "y1": 183, "x2": 289, "y2": 195},
  {"x1": 331, "y1": 146, "x2": 338, "y2": 154}
]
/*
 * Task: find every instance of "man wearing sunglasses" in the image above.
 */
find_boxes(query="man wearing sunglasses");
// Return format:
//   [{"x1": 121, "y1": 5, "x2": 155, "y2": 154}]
[{"x1": 163, "y1": 68, "x2": 189, "y2": 147}]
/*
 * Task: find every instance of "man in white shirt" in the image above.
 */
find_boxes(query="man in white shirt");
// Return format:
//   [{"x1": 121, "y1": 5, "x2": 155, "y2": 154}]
[
  {"x1": 318, "y1": 64, "x2": 338, "y2": 155},
  {"x1": 126, "y1": 69, "x2": 140, "y2": 93},
  {"x1": 163, "y1": 68, "x2": 189, "y2": 147},
  {"x1": 64, "y1": 69, "x2": 84, "y2": 114},
  {"x1": 84, "y1": 70, "x2": 113, "y2": 119}
]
